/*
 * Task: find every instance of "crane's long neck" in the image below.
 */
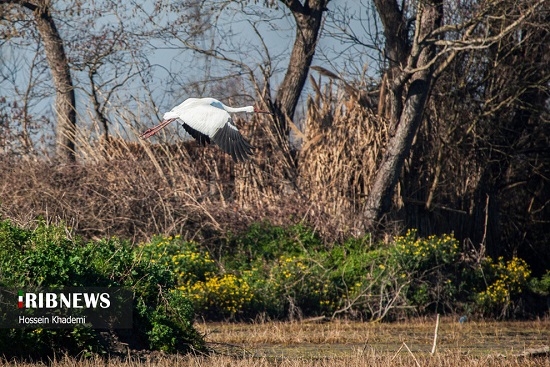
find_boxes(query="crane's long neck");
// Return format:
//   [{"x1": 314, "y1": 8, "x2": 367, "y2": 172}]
[{"x1": 223, "y1": 105, "x2": 254, "y2": 113}]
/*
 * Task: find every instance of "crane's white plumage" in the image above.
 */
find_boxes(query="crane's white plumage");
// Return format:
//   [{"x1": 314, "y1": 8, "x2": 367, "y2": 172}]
[{"x1": 140, "y1": 97, "x2": 271, "y2": 162}]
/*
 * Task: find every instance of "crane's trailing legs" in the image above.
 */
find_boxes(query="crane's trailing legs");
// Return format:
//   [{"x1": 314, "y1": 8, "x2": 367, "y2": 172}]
[{"x1": 140, "y1": 118, "x2": 177, "y2": 139}]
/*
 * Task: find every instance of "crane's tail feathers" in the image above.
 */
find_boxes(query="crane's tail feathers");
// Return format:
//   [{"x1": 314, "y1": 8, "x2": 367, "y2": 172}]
[{"x1": 139, "y1": 118, "x2": 177, "y2": 139}]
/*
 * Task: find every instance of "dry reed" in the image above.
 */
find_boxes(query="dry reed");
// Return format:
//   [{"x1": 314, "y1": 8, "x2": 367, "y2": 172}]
[
  {"x1": 298, "y1": 78, "x2": 388, "y2": 237},
  {"x1": 0, "y1": 107, "x2": 309, "y2": 242}
]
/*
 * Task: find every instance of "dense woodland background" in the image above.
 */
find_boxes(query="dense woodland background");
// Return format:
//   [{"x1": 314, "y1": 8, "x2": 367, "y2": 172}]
[{"x1": 0, "y1": 0, "x2": 548, "y2": 278}]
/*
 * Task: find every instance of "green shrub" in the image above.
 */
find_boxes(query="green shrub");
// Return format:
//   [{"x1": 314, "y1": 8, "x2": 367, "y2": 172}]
[
  {"x1": 529, "y1": 270, "x2": 550, "y2": 296},
  {"x1": 154, "y1": 224, "x2": 469, "y2": 320},
  {"x1": 0, "y1": 220, "x2": 205, "y2": 358},
  {"x1": 138, "y1": 235, "x2": 217, "y2": 284},
  {"x1": 116, "y1": 222, "x2": 539, "y2": 322},
  {"x1": 261, "y1": 254, "x2": 333, "y2": 318},
  {"x1": 139, "y1": 235, "x2": 254, "y2": 320},
  {"x1": 223, "y1": 224, "x2": 333, "y2": 319},
  {"x1": 140, "y1": 224, "x2": 331, "y2": 320},
  {"x1": 225, "y1": 222, "x2": 325, "y2": 266},
  {"x1": 136, "y1": 289, "x2": 201, "y2": 353},
  {"x1": 391, "y1": 230, "x2": 460, "y2": 271},
  {"x1": 390, "y1": 229, "x2": 462, "y2": 314}
]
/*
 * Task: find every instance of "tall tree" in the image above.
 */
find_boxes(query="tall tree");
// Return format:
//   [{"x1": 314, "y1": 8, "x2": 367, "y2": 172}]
[
  {"x1": 364, "y1": 0, "x2": 546, "y2": 227},
  {"x1": 1, "y1": 0, "x2": 76, "y2": 162},
  {"x1": 273, "y1": 0, "x2": 330, "y2": 137},
  {"x1": 365, "y1": 0, "x2": 442, "y2": 226}
]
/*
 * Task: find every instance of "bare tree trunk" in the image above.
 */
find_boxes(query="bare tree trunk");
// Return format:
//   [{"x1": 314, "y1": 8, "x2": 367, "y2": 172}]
[
  {"x1": 275, "y1": 0, "x2": 328, "y2": 136},
  {"x1": 365, "y1": 0, "x2": 443, "y2": 227},
  {"x1": 365, "y1": 79, "x2": 430, "y2": 223},
  {"x1": 89, "y1": 69, "x2": 110, "y2": 143},
  {"x1": 2, "y1": 0, "x2": 77, "y2": 162},
  {"x1": 373, "y1": 0, "x2": 409, "y2": 128},
  {"x1": 34, "y1": 2, "x2": 76, "y2": 162}
]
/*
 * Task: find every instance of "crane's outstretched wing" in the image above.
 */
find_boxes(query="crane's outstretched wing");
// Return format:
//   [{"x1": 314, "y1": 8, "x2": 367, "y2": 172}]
[
  {"x1": 172, "y1": 101, "x2": 254, "y2": 162},
  {"x1": 211, "y1": 118, "x2": 254, "y2": 162}
]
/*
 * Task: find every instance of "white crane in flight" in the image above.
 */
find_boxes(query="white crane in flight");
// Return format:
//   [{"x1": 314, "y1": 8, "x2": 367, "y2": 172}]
[{"x1": 140, "y1": 98, "x2": 271, "y2": 162}]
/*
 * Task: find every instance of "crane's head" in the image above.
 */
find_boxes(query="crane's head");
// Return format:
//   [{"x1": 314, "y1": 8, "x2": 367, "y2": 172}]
[{"x1": 253, "y1": 106, "x2": 272, "y2": 115}]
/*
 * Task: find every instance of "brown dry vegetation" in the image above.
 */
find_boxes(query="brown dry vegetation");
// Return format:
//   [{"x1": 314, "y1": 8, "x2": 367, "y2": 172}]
[
  {"x1": 299, "y1": 81, "x2": 387, "y2": 233},
  {"x1": 0, "y1": 113, "x2": 304, "y2": 242},
  {"x1": 198, "y1": 319, "x2": 550, "y2": 356},
  {"x1": 1, "y1": 87, "x2": 385, "y2": 243},
  {"x1": 0, "y1": 72, "x2": 548, "y2": 266},
  {"x1": 1, "y1": 353, "x2": 548, "y2": 367},
  {"x1": 2, "y1": 320, "x2": 549, "y2": 367}
]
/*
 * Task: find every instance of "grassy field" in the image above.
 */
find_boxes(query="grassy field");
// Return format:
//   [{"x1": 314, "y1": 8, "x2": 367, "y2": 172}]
[
  {"x1": 198, "y1": 318, "x2": 550, "y2": 357},
  {"x1": 1, "y1": 319, "x2": 549, "y2": 366}
]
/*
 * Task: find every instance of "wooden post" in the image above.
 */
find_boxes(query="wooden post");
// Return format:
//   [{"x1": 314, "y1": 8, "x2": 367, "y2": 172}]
[{"x1": 431, "y1": 313, "x2": 440, "y2": 355}]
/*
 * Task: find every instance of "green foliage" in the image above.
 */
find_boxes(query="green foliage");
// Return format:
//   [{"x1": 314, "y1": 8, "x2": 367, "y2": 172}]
[
  {"x1": 391, "y1": 230, "x2": 460, "y2": 270},
  {"x1": 0, "y1": 220, "x2": 205, "y2": 359},
  {"x1": 227, "y1": 223, "x2": 333, "y2": 318},
  {"x1": 140, "y1": 223, "x2": 540, "y2": 321},
  {"x1": 390, "y1": 229, "x2": 463, "y2": 314},
  {"x1": 2, "y1": 218, "x2": 541, "y2": 359},
  {"x1": 139, "y1": 236, "x2": 250, "y2": 320},
  {"x1": 136, "y1": 289, "x2": 201, "y2": 353},
  {"x1": 180, "y1": 273, "x2": 254, "y2": 319},
  {"x1": 529, "y1": 271, "x2": 550, "y2": 296},
  {"x1": 139, "y1": 235, "x2": 217, "y2": 284},
  {"x1": 225, "y1": 222, "x2": 324, "y2": 265},
  {"x1": 140, "y1": 224, "x2": 331, "y2": 320},
  {"x1": 252, "y1": 254, "x2": 334, "y2": 318}
]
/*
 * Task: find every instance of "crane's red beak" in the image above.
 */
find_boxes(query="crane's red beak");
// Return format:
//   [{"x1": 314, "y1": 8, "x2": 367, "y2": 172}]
[
  {"x1": 139, "y1": 118, "x2": 177, "y2": 139},
  {"x1": 253, "y1": 107, "x2": 273, "y2": 114}
]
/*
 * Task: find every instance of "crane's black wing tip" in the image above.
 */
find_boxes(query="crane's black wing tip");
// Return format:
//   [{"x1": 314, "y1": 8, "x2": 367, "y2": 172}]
[{"x1": 212, "y1": 122, "x2": 255, "y2": 162}]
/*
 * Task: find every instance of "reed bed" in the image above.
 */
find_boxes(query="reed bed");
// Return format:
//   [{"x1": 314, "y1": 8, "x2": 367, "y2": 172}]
[
  {"x1": 1, "y1": 82, "x2": 380, "y2": 242},
  {"x1": 298, "y1": 79, "x2": 388, "y2": 236}
]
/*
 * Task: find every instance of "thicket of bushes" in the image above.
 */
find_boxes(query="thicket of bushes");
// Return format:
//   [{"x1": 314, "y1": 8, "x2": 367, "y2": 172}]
[
  {"x1": 142, "y1": 222, "x2": 549, "y2": 322},
  {"x1": 1, "y1": 220, "x2": 548, "y2": 358}
]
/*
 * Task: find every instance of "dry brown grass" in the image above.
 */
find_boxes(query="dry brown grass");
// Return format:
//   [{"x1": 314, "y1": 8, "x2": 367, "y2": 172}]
[
  {"x1": 0, "y1": 320, "x2": 548, "y2": 366},
  {"x1": 1, "y1": 89, "x2": 324, "y2": 243},
  {"x1": 2, "y1": 343, "x2": 549, "y2": 366},
  {"x1": 0, "y1": 80, "x2": 390, "y2": 243},
  {"x1": 198, "y1": 319, "x2": 550, "y2": 355},
  {"x1": 0, "y1": 114, "x2": 306, "y2": 242},
  {"x1": 2, "y1": 353, "x2": 549, "y2": 367}
]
